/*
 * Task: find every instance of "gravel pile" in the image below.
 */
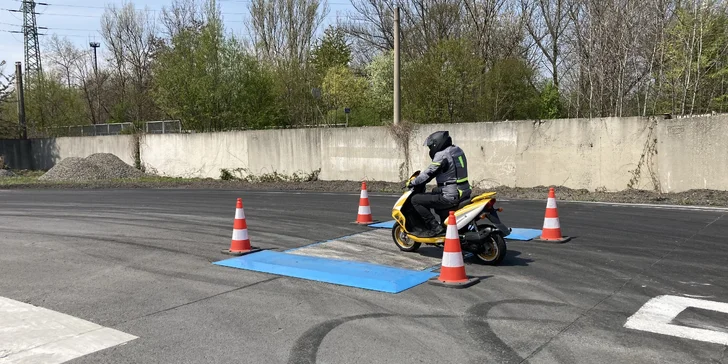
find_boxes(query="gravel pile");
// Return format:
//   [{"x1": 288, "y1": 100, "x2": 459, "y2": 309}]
[
  {"x1": 85, "y1": 153, "x2": 145, "y2": 179},
  {"x1": 0, "y1": 169, "x2": 15, "y2": 178},
  {"x1": 38, "y1": 153, "x2": 145, "y2": 182}
]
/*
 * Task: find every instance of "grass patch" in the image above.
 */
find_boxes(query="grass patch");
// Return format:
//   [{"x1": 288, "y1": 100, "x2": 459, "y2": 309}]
[
  {"x1": 0, "y1": 170, "x2": 204, "y2": 188},
  {"x1": 0, "y1": 170, "x2": 45, "y2": 186}
]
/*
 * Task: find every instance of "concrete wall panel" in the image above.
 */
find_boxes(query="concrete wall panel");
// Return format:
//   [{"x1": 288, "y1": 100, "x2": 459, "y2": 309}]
[
  {"x1": 141, "y1": 132, "x2": 248, "y2": 179},
  {"x1": 657, "y1": 117, "x2": 728, "y2": 193},
  {"x1": 246, "y1": 128, "x2": 321, "y2": 179},
  {"x1": 33, "y1": 135, "x2": 136, "y2": 170},
  {"x1": 319, "y1": 127, "x2": 402, "y2": 182}
]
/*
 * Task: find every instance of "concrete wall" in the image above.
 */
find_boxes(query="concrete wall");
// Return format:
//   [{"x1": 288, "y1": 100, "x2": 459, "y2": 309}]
[
  {"x1": 141, "y1": 131, "x2": 249, "y2": 179},
  {"x1": 319, "y1": 127, "x2": 401, "y2": 182},
  {"x1": 657, "y1": 116, "x2": 728, "y2": 192},
  {"x1": 0, "y1": 140, "x2": 33, "y2": 170},
  {"x1": 1, "y1": 135, "x2": 135, "y2": 170},
  {"x1": 407, "y1": 117, "x2": 658, "y2": 191},
  {"x1": 141, "y1": 129, "x2": 323, "y2": 179},
  {"x1": 3, "y1": 115, "x2": 728, "y2": 193},
  {"x1": 247, "y1": 128, "x2": 321, "y2": 179},
  {"x1": 32, "y1": 135, "x2": 137, "y2": 171}
]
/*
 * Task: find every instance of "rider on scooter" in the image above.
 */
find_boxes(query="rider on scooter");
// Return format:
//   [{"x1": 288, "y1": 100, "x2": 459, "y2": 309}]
[{"x1": 406, "y1": 131, "x2": 472, "y2": 237}]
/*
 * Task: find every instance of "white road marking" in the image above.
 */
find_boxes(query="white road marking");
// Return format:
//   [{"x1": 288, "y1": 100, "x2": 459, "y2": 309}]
[
  {"x1": 624, "y1": 295, "x2": 728, "y2": 345},
  {"x1": 537, "y1": 200, "x2": 728, "y2": 212},
  {"x1": 682, "y1": 294, "x2": 715, "y2": 299},
  {"x1": 679, "y1": 281, "x2": 712, "y2": 286},
  {"x1": 0, "y1": 296, "x2": 137, "y2": 363}
]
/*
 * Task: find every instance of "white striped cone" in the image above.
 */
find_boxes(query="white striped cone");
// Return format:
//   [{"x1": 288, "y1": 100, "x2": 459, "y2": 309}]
[
  {"x1": 538, "y1": 188, "x2": 570, "y2": 243},
  {"x1": 429, "y1": 211, "x2": 479, "y2": 288},
  {"x1": 356, "y1": 181, "x2": 374, "y2": 224},
  {"x1": 228, "y1": 198, "x2": 253, "y2": 253}
]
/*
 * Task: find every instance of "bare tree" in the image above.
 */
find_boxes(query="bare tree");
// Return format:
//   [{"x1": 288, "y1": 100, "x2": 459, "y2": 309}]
[
  {"x1": 404, "y1": 0, "x2": 465, "y2": 56},
  {"x1": 344, "y1": 0, "x2": 527, "y2": 67},
  {"x1": 248, "y1": 0, "x2": 328, "y2": 66},
  {"x1": 45, "y1": 35, "x2": 82, "y2": 88},
  {"x1": 160, "y1": 0, "x2": 205, "y2": 39},
  {"x1": 521, "y1": 0, "x2": 572, "y2": 89},
  {"x1": 0, "y1": 61, "x2": 13, "y2": 104},
  {"x1": 340, "y1": 0, "x2": 397, "y2": 65},
  {"x1": 101, "y1": 2, "x2": 159, "y2": 123},
  {"x1": 247, "y1": 0, "x2": 328, "y2": 125},
  {"x1": 461, "y1": 0, "x2": 509, "y2": 64},
  {"x1": 68, "y1": 49, "x2": 107, "y2": 125}
]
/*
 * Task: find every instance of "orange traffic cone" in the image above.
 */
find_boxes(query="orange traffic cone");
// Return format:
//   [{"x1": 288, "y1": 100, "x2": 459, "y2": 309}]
[
  {"x1": 535, "y1": 187, "x2": 571, "y2": 243},
  {"x1": 355, "y1": 181, "x2": 375, "y2": 224},
  {"x1": 222, "y1": 198, "x2": 261, "y2": 256},
  {"x1": 429, "y1": 211, "x2": 480, "y2": 288}
]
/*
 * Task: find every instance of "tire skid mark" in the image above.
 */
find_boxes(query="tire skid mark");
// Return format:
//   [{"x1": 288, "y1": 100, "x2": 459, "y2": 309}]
[{"x1": 287, "y1": 299, "x2": 573, "y2": 364}]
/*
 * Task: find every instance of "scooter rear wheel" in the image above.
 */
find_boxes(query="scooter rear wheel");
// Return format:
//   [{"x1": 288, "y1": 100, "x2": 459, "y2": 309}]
[
  {"x1": 472, "y1": 232, "x2": 507, "y2": 265},
  {"x1": 392, "y1": 224, "x2": 421, "y2": 252}
]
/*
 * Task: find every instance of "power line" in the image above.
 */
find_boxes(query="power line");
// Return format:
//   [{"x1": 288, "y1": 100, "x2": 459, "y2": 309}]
[
  {"x1": 1, "y1": 21, "x2": 96, "y2": 32},
  {"x1": 2, "y1": 20, "x2": 195, "y2": 37},
  {"x1": 5, "y1": 8, "x2": 361, "y2": 21},
  {"x1": 2, "y1": 2, "x2": 367, "y2": 43},
  {"x1": 10, "y1": 0, "x2": 106, "y2": 9},
  {"x1": 8, "y1": 0, "x2": 355, "y2": 12}
]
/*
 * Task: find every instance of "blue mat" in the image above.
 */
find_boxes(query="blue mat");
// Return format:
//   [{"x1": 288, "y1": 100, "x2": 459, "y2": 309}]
[
  {"x1": 370, "y1": 221, "x2": 542, "y2": 241},
  {"x1": 213, "y1": 250, "x2": 438, "y2": 294},
  {"x1": 507, "y1": 228, "x2": 542, "y2": 241},
  {"x1": 368, "y1": 220, "x2": 396, "y2": 229}
]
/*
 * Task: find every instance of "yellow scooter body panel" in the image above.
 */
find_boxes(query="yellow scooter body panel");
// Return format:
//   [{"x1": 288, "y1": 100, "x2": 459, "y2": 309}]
[{"x1": 392, "y1": 191, "x2": 496, "y2": 245}]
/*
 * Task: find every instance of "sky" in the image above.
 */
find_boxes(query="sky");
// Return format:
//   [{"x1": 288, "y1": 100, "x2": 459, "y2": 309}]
[{"x1": 0, "y1": 0, "x2": 357, "y2": 70}]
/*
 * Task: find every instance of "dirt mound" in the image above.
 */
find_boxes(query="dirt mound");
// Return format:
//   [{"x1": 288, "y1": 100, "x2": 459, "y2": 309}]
[{"x1": 38, "y1": 153, "x2": 145, "y2": 182}]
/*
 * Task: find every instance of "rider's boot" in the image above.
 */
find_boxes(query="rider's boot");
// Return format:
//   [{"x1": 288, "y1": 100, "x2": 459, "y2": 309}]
[{"x1": 421, "y1": 221, "x2": 445, "y2": 237}]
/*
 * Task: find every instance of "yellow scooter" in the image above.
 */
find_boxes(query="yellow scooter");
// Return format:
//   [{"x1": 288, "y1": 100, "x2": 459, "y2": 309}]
[{"x1": 391, "y1": 171, "x2": 511, "y2": 265}]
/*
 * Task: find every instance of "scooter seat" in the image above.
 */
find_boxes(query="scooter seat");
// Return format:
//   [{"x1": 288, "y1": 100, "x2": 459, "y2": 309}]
[{"x1": 456, "y1": 198, "x2": 473, "y2": 210}]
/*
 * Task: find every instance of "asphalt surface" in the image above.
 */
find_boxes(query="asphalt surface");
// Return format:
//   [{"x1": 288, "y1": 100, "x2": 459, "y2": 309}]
[{"x1": 1, "y1": 189, "x2": 727, "y2": 364}]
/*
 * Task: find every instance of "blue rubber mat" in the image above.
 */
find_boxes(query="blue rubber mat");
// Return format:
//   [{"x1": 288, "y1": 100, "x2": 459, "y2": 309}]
[
  {"x1": 371, "y1": 221, "x2": 542, "y2": 241},
  {"x1": 213, "y1": 250, "x2": 438, "y2": 294},
  {"x1": 368, "y1": 220, "x2": 396, "y2": 229},
  {"x1": 507, "y1": 228, "x2": 542, "y2": 241}
]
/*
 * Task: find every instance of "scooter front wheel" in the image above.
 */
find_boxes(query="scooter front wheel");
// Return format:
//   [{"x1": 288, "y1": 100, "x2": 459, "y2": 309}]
[{"x1": 392, "y1": 224, "x2": 421, "y2": 252}]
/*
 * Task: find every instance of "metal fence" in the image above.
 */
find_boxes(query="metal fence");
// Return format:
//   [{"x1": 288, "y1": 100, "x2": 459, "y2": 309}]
[
  {"x1": 46, "y1": 122, "x2": 132, "y2": 137},
  {"x1": 43, "y1": 120, "x2": 182, "y2": 137},
  {"x1": 40, "y1": 119, "x2": 351, "y2": 137},
  {"x1": 144, "y1": 120, "x2": 182, "y2": 134}
]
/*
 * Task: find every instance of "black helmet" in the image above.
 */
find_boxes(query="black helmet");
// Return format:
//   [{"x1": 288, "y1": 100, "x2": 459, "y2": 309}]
[{"x1": 424, "y1": 131, "x2": 452, "y2": 159}]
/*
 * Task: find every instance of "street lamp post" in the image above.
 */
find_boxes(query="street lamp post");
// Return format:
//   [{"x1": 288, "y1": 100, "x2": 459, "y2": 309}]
[{"x1": 89, "y1": 42, "x2": 100, "y2": 124}]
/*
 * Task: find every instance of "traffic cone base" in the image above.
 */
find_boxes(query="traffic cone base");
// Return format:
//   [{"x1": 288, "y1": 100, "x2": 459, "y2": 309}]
[
  {"x1": 428, "y1": 211, "x2": 480, "y2": 289},
  {"x1": 534, "y1": 187, "x2": 571, "y2": 244},
  {"x1": 534, "y1": 236, "x2": 571, "y2": 244},
  {"x1": 222, "y1": 247, "x2": 262, "y2": 256},
  {"x1": 222, "y1": 198, "x2": 262, "y2": 256}
]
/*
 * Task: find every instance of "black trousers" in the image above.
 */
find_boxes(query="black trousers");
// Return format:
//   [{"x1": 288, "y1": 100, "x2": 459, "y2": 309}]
[{"x1": 411, "y1": 191, "x2": 458, "y2": 229}]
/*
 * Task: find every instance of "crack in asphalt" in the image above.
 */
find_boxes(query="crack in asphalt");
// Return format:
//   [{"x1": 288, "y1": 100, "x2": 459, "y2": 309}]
[
  {"x1": 518, "y1": 213, "x2": 725, "y2": 363},
  {"x1": 518, "y1": 280, "x2": 629, "y2": 363},
  {"x1": 113, "y1": 277, "x2": 280, "y2": 327}
]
